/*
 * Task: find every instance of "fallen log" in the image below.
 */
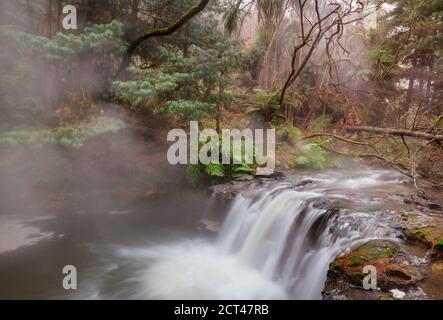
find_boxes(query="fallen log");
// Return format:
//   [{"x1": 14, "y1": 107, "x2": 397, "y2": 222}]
[{"x1": 344, "y1": 126, "x2": 443, "y2": 141}]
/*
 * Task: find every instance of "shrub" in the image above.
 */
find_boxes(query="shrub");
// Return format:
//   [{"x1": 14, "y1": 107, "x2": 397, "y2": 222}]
[
  {"x1": 0, "y1": 117, "x2": 124, "y2": 148},
  {"x1": 291, "y1": 143, "x2": 331, "y2": 169}
]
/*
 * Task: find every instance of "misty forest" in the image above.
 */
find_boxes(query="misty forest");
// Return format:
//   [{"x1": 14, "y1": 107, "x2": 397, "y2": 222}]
[{"x1": 0, "y1": 0, "x2": 443, "y2": 300}]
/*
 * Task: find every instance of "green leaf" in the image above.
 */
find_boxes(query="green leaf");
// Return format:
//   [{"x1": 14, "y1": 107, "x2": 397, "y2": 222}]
[
  {"x1": 205, "y1": 162, "x2": 225, "y2": 177},
  {"x1": 231, "y1": 163, "x2": 253, "y2": 179}
]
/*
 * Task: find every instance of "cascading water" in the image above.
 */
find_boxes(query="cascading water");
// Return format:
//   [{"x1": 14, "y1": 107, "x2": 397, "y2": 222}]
[
  {"x1": 212, "y1": 182, "x2": 393, "y2": 299},
  {"x1": 116, "y1": 170, "x2": 401, "y2": 300}
]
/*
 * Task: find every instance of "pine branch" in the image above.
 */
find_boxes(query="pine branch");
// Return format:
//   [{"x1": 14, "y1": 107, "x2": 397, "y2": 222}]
[{"x1": 116, "y1": 0, "x2": 210, "y2": 76}]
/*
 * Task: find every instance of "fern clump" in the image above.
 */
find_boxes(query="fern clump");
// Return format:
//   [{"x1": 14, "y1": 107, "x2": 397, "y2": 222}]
[
  {"x1": 291, "y1": 143, "x2": 332, "y2": 169},
  {"x1": 205, "y1": 162, "x2": 225, "y2": 177},
  {"x1": 184, "y1": 134, "x2": 256, "y2": 187},
  {"x1": 245, "y1": 89, "x2": 281, "y2": 122}
]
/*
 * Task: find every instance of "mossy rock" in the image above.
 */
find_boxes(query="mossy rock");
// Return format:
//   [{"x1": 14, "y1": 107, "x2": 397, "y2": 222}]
[
  {"x1": 402, "y1": 217, "x2": 443, "y2": 252},
  {"x1": 329, "y1": 240, "x2": 422, "y2": 290},
  {"x1": 349, "y1": 255, "x2": 368, "y2": 267}
]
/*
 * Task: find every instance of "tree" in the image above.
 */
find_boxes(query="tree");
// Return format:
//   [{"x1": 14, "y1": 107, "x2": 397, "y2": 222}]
[
  {"x1": 372, "y1": 0, "x2": 443, "y2": 126},
  {"x1": 117, "y1": 0, "x2": 210, "y2": 75},
  {"x1": 112, "y1": 31, "x2": 242, "y2": 127}
]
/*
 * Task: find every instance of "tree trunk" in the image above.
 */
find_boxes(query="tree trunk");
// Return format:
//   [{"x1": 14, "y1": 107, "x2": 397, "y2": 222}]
[
  {"x1": 47, "y1": 0, "x2": 53, "y2": 37},
  {"x1": 131, "y1": 0, "x2": 140, "y2": 23},
  {"x1": 53, "y1": 0, "x2": 62, "y2": 35}
]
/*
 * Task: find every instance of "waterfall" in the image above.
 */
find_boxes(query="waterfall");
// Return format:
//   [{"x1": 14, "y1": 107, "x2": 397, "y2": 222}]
[
  {"x1": 216, "y1": 184, "x2": 340, "y2": 299},
  {"x1": 130, "y1": 172, "x2": 397, "y2": 300}
]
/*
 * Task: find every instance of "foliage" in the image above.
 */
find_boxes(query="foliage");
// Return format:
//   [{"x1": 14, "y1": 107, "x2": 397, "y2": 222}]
[
  {"x1": 113, "y1": 38, "x2": 243, "y2": 121},
  {"x1": 371, "y1": 0, "x2": 443, "y2": 89},
  {"x1": 292, "y1": 143, "x2": 331, "y2": 169},
  {"x1": 0, "y1": 21, "x2": 126, "y2": 128},
  {"x1": 0, "y1": 117, "x2": 124, "y2": 148},
  {"x1": 205, "y1": 162, "x2": 226, "y2": 177},
  {"x1": 231, "y1": 163, "x2": 253, "y2": 179},
  {"x1": 184, "y1": 133, "x2": 256, "y2": 187},
  {"x1": 245, "y1": 89, "x2": 281, "y2": 122},
  {"x1": 0, "y1": 20, "x2": 126, "y2": 64},
  {"x1": 370, "y1": 47, "x2": 395, "y2": 79},
  {"x1": 277, "y1": 125, "x2": 301, "y2": 145}
]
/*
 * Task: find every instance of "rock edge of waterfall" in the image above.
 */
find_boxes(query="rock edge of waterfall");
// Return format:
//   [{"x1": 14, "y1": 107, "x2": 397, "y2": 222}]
[{"x1": 210, "y1": 171, "x2": 443, "y2": 300}]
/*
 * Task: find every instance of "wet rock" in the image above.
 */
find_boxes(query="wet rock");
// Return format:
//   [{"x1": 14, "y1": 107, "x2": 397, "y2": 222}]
[
  {"x1": 209, "y1": 180, "x2": 258, "y2": 200},
  {"x1": 401, "y1": 194, "x2": 443, "y2": 211},
  {"x1": 234, "y1": 174, "x2": 254, "y2": 182},
  {"x1": 400, "y1": 212, "x2": 443, "y2": 256},
  {"x1": 294, "y1": 179, "x2": 314, "y2": 187},
  {"x1": 255, "y1": 168, "x2": 275, "y2": 177},
  {"x1": 310, "y1": 196, "x2": 340, "y2": 211},
  {"x1": 323, "y1": 240, "x2": 424, "y2": 300},
  {"x1": 256, "y1": 170, "x2": 285, "y2": 179},
  {"x1": 209, "y1": 174, "x2": 285, "y2": 200}
]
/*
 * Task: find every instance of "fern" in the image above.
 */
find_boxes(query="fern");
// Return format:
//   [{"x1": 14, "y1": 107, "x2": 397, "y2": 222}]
[
  {"x1": 231, "y1": 163, "x2": 253, "y2": 179},
  {"x1": 245, "y1": 89, "x2": 281, "y2": 122},
  {"x1": 205, "y1": 162, "x2": 225, "y2": 177}
]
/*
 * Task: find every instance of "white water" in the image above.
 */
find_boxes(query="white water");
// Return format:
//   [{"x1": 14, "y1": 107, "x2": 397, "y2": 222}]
[{"x1": 117, "y1": 170, "x2": 401, "y2": 300}]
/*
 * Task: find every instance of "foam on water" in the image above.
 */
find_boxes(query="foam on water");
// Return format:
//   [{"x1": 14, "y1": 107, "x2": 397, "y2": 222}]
[{"x1": 137, "y1": 240, "x2": 287, "y2": 299}]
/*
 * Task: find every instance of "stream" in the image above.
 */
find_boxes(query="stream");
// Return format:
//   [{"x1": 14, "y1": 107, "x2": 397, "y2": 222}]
[
  {"x1": 117, "y1": 169, "x2": 407, "y2": 300},
  {"x1": 3, "y1": 156, "x2": 438, "y2": 299}
]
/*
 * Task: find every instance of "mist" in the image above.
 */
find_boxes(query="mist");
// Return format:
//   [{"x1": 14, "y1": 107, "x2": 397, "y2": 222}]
[{"x1": 0, "y1": 0, "x2": 442, "y2": 303}]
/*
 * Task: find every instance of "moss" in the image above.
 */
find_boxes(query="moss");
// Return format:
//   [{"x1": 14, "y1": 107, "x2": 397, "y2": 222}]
[
  {"x1": 349, "y1": 256, "x2": 367, "y2": 267},
  {"x1": 435, "y1": 239, "x2": 443, "y2": 251},
  {"x1": 359, "y1": 241, "x2": 398, "y2": 259},
  {"x1": 382, "y1": 246, "x2": 398, "y2": 258},
  {"x1": 411, "y1": 226, "x2": 437, "y2": 240},
  {"x1": 329, "y1": 240, "x2": 423, "y2": 291}
]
